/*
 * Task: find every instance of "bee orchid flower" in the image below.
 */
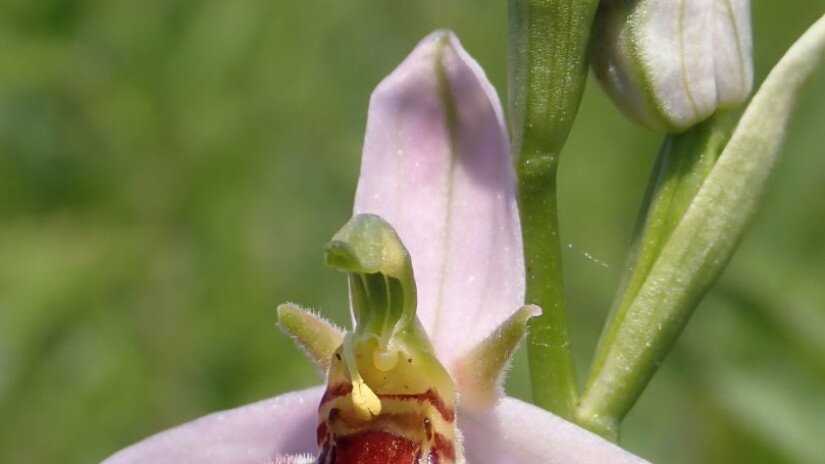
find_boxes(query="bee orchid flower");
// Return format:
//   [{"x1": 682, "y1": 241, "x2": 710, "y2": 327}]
[{"x1": 103, "y1": 31, "x2": 649, "y2": 464}]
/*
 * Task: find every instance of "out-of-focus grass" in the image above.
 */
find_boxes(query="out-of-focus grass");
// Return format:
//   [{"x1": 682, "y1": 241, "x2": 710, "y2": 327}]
[{"x1": 0, "y1": 1, "x2": 822, "y2": 463}]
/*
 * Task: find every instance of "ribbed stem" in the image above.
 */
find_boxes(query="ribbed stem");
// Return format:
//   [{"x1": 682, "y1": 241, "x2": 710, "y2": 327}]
[{"x1": 508, "y1": 0, "x2": 599, "y2": 420}]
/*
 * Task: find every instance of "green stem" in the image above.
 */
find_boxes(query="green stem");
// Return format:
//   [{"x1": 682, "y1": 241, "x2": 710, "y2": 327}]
[
  {"x1": 518, "y1": 151, "x2": 578, "y2": 419},
  {"x1": 508, "y1": 0, "x2": 599, "y2": 420}
]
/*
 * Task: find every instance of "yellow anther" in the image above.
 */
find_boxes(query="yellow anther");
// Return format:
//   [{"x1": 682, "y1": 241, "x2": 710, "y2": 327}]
[
  {"x1": 351, "y1": 376, "x2": 382, "y2": 420},
  {"x1": 342, "y1": 333, "x2": 382, "y2": 420}
]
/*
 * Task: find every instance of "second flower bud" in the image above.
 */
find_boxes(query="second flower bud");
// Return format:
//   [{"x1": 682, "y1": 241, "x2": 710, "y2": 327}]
[{"x1": 592, "y1": 0, "x2": 753, "y2": 132}]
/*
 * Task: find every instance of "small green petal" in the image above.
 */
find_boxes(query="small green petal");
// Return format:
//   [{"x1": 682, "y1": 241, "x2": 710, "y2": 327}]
[
  {"x1": 452, "y1": 305, "x2": 540, "y2": 411},
  {"x1": 276, "y1": 303, "x2": 345, "y2": 373}
]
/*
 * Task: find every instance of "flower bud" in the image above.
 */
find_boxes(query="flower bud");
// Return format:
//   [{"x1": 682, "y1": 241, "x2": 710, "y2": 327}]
[{"x1": 592, "y1": 0, "x2": 753, "y2": 132}]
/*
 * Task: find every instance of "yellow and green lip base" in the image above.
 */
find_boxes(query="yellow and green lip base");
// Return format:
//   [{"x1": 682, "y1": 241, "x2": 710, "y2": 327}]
[{"x1": 282, "y1": 215, "x2": 462, "y2": 464}]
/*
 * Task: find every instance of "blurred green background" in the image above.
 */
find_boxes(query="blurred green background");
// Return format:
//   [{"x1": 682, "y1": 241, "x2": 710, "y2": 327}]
[{"x1": 0, "y1": 1, "x2": 823, "y2": 463}]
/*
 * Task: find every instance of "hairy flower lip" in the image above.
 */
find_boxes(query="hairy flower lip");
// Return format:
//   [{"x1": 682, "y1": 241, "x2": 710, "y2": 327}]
[{"x1": 102, "y1": 30, "x2": 651, "y2": 464}]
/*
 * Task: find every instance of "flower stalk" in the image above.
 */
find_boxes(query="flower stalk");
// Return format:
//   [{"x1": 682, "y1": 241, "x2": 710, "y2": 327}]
[
  {"x1": 577, "y1": 13, "x2": 825, "y2": 439},
  {"x1": 508, "y1": 0, "x2": 599, "y2": 420}
]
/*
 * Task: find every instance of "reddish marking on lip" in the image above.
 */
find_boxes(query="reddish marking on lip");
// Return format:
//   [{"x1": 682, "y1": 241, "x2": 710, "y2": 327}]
[
  {"x1": 333, "y1": 430, "x2": 419, "y2": 464},
  {"x1": 379, "y1": 389, "x2": 455, "y2": 422},
  {"x1": 320, "y1": 383, "x2": 353, "y2": 408},
  {"x1": 433, "y1": 432, "x2": 455, "y2": 461},
  {"x1": 319, "y1": 385, "x2": 454, "y2": 424},
  {"x1": 317, "y1": 422, "x2": 328, "y2": 446}
]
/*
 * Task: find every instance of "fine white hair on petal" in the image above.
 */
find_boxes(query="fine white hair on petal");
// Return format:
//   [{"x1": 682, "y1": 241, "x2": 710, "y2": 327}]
[
  {"x1": 461, "y1": 396, "x2": 652, "y2": 463},
  {"x1": 354, "y1": 30, "x2": 524, "y2": 367},
  {"x1": 101, "y1": 387, "x2": 323, "y2": 464},
  {"x1": 263, "y1": 453, "x2": 317, "y2": 464}
]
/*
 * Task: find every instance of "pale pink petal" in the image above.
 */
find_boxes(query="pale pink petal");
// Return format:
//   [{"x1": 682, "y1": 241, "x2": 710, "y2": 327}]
[
  {"x1": 354, "y1": 30, "x2": 523, "y2": 365},
  {"x1": 102, "y1": 386, "x2": 322, "y2": 464},
  {"x1": 461, "y1": 396, "x2": 651, "y2": 463}
]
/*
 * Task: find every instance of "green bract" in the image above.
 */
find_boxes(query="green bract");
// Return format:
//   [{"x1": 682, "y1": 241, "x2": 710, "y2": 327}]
[{"x1": 579, "y1": 14, "x2": 825, "y2": 439}]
